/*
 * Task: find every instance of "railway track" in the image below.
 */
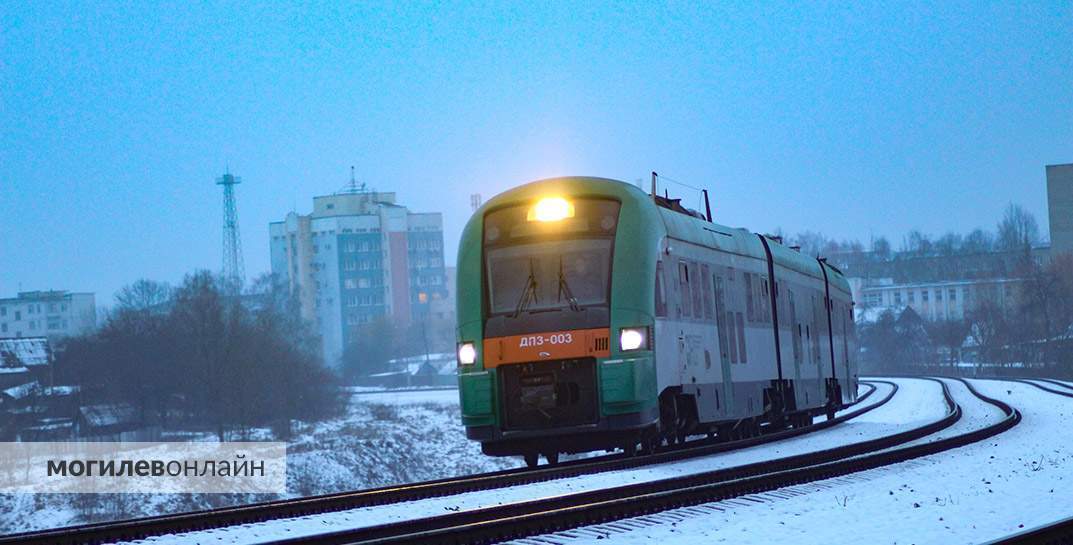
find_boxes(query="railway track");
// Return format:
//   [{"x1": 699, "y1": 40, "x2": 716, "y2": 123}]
[
  {"x1": 256, "y1": 377, "x2": 1017, "y2": 545},
  {"x1": 1016, "y1": 378, "x2": 1073, "y2": 397},
  {"x1": 2, "y1": 382, "x2": 889, "y2": 545},
  {"x1": 979, "y1": 377, "x2": 1073, "y2": 545}
]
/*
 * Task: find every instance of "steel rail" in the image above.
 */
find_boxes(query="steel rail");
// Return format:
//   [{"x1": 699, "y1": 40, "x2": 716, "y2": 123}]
[
  {"x1": 983, "y1": 513, "x2": 1073, "y2": 544},
  {"x1": 261, "y1": 377, "x2": 975, "y2": 545},
  {"x1": 1038, "y1": 378, "x2": 1073, "y2": 391},
  {"x1": 972, "y1": 376, "x2": 1073, "y2": 399},
  {"x1": 1, "y1": 382, "x2": 886, "y2": 545},
  {"x1": 1022, "y1": 378, "x2": 1073, "y2": 397}
]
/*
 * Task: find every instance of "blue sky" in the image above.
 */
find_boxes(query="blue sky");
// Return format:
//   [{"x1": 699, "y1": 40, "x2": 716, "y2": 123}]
[{"x1": 2, "y1": 2, "x2": 1070, "y2": 304}]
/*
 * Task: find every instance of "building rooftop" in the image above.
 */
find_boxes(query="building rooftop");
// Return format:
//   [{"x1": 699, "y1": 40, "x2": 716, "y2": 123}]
[
  {"x1": 0, "y1": 337, "x2": 50, "y2": 367},
  {"x1": 78, "y1": 403, "x2": 140, "y2": 429}
]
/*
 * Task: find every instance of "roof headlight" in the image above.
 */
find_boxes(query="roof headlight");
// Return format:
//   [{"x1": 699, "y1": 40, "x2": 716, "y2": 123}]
[{"x1": 527, "y1": 197, "x2": 575, "y2": 222}]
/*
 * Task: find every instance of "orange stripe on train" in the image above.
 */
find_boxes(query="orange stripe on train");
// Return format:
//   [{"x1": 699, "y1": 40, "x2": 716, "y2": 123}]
[{"x1": 482, "y1": 328, "x2": 611, "y2": 367}]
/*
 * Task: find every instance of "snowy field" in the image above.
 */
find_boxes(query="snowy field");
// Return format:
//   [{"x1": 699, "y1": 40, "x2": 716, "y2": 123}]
[
  {"x1": 6, "y1": 378, "x2": 1065, "y2": 544},
  {"x1": 0, "y1": 387, "x2": 515, "y2": 536},
  {"x1": 131, "y1": 379, "x2": 960, "y2": 544},
  {"x1": 533, "y1": 378, "x2": 1072, "y2": 545}
]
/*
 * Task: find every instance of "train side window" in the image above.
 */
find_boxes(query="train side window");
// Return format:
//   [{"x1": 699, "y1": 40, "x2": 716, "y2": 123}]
[
  {"x1": 678, "y1": 261, "x2": 692, "y2": 317},
  {"x1": 714, "y1": 276, "x2": 730, "y2": 365},
  {"x1": 726, "y1": 311, "x2": 738, "y2": 363},
  {"x1": 690, "y1": 263, "x2": 703, "y2": 319},
  {"x1": 745, "y1": 273, "x2": 755, "y2": 321},
  {"x1": 760, "y1": 277, "x2": 770, "y2": 323},
  {"x1": 655, "y1": 261, "x2": 667, "y2": 317},
  {"x1": 700, "y1": 264, "x2": 713, "y2": 320},
  {"x1": 736, "y1": 312, "x2": 747, "y2": 363}
]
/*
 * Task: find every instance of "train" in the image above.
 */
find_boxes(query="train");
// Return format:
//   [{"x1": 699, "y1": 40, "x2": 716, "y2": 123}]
[{"x1": 455, "y1": 176, "x2": 858, "y2": 466}]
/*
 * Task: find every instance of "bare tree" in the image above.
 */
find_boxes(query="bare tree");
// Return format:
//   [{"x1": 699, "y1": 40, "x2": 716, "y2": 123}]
[
  {"x1": 115, "y1": 280, "x2": 172, "y2": 312},
  {"x1": 934, "y1": 233, "x2": 963, "y2": 256},
  {"x1": 872, "y1": 237, "x2": 892, "y2": 260},
  {"x1": 57, "y1": 271, "x2": 343, "y2": 441},
  {"x1": 996, "y1": 203, "x2": 1040, "y2": 252},
  {"x1": 902, "y1": 230, "x2": 932, "y2": 256},
  {"x1": 791, "y1": 231, "x2": 830, "y2": 257},
  {"x1": 341, "y1": 316, "x2": 399, "y2": 380},
  {"x1": 925, "y1": 319, "x2": 969, "y2": 365},
  {"x1": 962, "y1": 228, "x2": 994, "y2": 254}
]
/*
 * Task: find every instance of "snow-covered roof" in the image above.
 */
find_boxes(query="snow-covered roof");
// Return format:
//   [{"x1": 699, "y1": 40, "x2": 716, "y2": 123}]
[
  {"x1": 2, "y1": 380, "x2": 39, "y2": 401},
  {"x1": 43, "y1": 385, "x2": 80, "y2": 396},
  {"x1": 0, "y1": 337, "x2": 50, "y2": 367},
  {"x1": 23, "y1": 419, "x2": 74, "y2": 432},
  {"x1": 855, "y1": 305, "x2": 905, "y2": 324},
  {"x1": 78, "y1": 403, "x2": 139, "y2": 429}
]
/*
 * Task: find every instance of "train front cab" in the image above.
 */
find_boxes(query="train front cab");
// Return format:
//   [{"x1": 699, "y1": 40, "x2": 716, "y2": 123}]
[{"x1": 455, "y1": 179, "x2": 665, "y2": 462}]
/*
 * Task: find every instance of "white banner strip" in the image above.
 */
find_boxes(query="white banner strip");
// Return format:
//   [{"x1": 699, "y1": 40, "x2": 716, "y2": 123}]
[{"x1": 0, "y1": 442, "x2": 286, "y2": 494}]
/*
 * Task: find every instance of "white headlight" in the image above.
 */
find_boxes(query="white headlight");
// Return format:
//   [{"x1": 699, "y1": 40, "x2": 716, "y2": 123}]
[
  {"x1": 457, "y1": 342, "x2": 477, "y2": 365},
  {"x1": 620, "y1": 328, "x2": 646, "y2": 351}
]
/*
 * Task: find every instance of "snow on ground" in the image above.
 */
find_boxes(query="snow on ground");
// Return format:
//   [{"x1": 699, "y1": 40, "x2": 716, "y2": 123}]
[
  {"x1": 132, "y1": 378, "x2": 955, "y2": 544},
  {"x1": 535, "y1": 378, "x2": 1070, "y2": 545},
  {"x1": 0, "y1": 387, "x2": 514, "y2": 536},
  {"x1": 346, "y1": 388, "x2": 462, "y2": 405}
]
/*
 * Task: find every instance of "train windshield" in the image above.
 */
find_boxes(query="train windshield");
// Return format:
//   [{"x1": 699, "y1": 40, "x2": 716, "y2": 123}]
[
  {"x1": 486, "y1": 239, "x2": 612, "y2": 315},
  {"x1": 482, "y1": 198, "x2": 619, "y2": 333}
]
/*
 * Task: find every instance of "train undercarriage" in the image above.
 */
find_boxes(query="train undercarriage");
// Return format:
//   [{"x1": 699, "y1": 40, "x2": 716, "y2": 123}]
[{"x1": 476, "y1": 359, "x2": 846, "y2": 467}]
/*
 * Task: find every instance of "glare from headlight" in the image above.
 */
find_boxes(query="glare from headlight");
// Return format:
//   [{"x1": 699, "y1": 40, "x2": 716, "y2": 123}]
[
  {"x1": 620, "y1": 328, "x2": 646, "y2": 351},
  {"x1": 457, "y1": 342, "x2": 477, "y2": 365}
]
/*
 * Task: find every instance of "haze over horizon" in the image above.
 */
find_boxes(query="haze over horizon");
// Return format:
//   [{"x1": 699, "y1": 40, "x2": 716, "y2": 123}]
[{"x1": 2, "y1": 2, "x2": 1070, "y2": 304}]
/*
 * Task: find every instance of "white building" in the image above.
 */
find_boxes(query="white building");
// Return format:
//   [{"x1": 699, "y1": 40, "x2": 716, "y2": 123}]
[
  {"x1": 0, "y1": 291, "x2": 96, "y2": 339},
  {"x1": 852, "y1": 277, "x2": 1021, "y2": 322},
  {"x1": 269, "y1": 188, "x2": 449, "y2": 367}
]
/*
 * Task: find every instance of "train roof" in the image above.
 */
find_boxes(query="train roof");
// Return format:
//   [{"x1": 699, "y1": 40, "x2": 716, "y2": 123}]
[
  {"x1": 474, "y1": 176, "x2": 653, "y2": 214},
  {"x1": 467, "y1": 176, "x2": 851, "y2": 295}
]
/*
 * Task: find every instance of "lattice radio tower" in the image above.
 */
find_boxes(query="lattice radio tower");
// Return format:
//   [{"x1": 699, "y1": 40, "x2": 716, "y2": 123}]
[{"x1": 217, "y1": 170, "x2": 245, "y2": 285}]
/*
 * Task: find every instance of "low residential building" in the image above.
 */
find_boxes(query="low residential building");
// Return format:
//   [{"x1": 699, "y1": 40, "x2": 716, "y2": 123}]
[
  {"x1": 75, "y1": 403, "x2": 160, "y2": 442},
  {"x1": 0, "y1": 291, "x2": 96, "y2": 339},
  {"x1": 0, "y1": 337, "x2": 50, "y2": 388},
  {"x1": 852, "y1": 277, "x2": 1023, "y2": 322}
]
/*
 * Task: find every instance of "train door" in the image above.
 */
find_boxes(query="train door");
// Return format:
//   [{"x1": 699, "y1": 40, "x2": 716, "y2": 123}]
[
  {"x1": 842, "y1": 302, "x2": 853, "y2": 394},
  {"x1": 811, "y1": 292, "x2": 823, "y2": 403},
  {"x1": 678, "y1": 259, "x2": 695, "y2": 388},
  {"x1": 713, "y1": 274, "x2": 733, "y2": 416},
  {"x1": 788, "y1": 289, "x2": 802, "y2": 388}
]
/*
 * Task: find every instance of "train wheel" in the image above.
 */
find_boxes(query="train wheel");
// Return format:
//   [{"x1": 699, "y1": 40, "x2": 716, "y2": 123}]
[
  {"x1": 623, "y1": 441, "x2": 638, "y2": 457},
  {"x1": 643, "y1": 436, "x2": 660, "y2": 454},
  {"x1": 524, "y1": 452, "x2": 539, "y2": 468},
  {"x1": 543, "y1": 451, "x2": 559, "y2": 466}
]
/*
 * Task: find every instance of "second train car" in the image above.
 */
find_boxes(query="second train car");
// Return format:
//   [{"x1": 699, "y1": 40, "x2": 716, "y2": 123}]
[{"x1": 455, "y1": 177, "x2": 858, "y2": 466}]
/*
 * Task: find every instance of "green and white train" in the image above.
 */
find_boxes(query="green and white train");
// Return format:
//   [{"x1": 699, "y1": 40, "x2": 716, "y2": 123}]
[{"x1": 455, "y1": 177, "x2": 858, "y2": 466}]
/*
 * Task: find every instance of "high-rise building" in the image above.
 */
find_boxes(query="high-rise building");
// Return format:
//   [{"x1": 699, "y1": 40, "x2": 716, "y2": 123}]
[
  {"x1": 0, "y1": 291, "x2": 96, "y2": 339},
  {"x1": 269, "y1": 186, "x2": 448, "y2": 367},
  {"x1": 1047, "y1": 163, "x2": 1073, "y2": 257}
]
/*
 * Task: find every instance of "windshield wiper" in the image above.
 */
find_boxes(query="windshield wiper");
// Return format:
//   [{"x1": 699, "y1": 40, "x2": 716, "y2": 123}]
[
  {"x1": 512, "y1": 258, "x2": 539, "y2": 317},
  {"x1": 557, "y1": 257, "x2": 581, "y2": 312}
]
